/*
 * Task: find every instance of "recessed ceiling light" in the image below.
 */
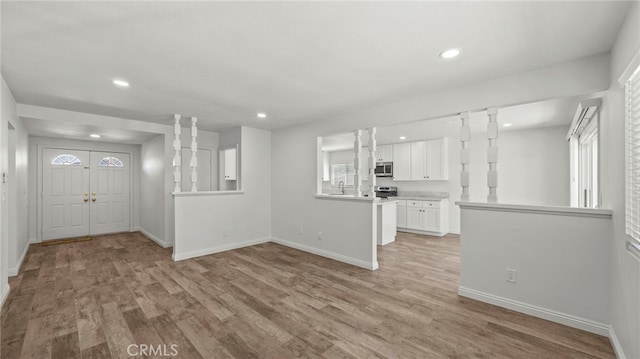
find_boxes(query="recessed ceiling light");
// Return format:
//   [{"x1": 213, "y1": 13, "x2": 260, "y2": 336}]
[
  {"x1": 439, "y1": 48, "x2": 461, "y2": 59},
  {"x1": 90, "y1": 134, "x2": 101, "y2": 138},
  {"x1": 503, "y1": 123, "x2": 512, "y2": 127},
  {"x1": 399, "y1": 136, "x2": 407, "y2": 140},
  {"x1": 112, "y1": 79, "x2": 129, "y2": 87},
  {"x1": 257, "y1": 113, "x2": 267, "y2": 119}
]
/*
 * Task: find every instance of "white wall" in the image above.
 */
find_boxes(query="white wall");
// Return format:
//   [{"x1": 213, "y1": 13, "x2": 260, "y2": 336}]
[
  {"x1": 458, "y1": 204, "x2": 612, "y2": 335},
  {"x1": 492, "y1": 126, "x2": 570, "y2": 206},
  {"x1": 140, "y1": 134, "x2": 166, "y2": 246},
  {"x1": 603, "y1": 3, "x2": 640, "y2": 358},
  {"x1": 272, "y1": 54, "x2": 609, "y2": 272},
  {"x1": 173, "y1": 127, "x2": 272, "y2": 259},
  {"x1": 28, "y1": 136, "x2": 142, "y2": 243},
  {"x1": 6, "y1": 113, "x2": 29, "y2": 276},
  {"x1": 0, "y1": 75, "x2": 17, "y2": 305}
]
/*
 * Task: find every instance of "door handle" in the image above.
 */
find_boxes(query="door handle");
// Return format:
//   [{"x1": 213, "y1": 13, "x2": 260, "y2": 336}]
[
  {"x1": 92, "y1": 198, "x2": 96, "y2": 202},
  {"x1": 84, "y1": 198, "x2": 88, "y2": 202}
]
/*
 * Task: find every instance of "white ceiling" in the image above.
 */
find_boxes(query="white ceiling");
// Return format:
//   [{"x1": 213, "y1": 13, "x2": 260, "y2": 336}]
[
  {"x1": 321, "y1": 96, "x2": 579, "y2": 151},
  {"x1": 21, "y1": 117, "x2": 160, "y2": 145},
  {"x1": 1, "y1": 1, "x2": 630, "y2": 132}
]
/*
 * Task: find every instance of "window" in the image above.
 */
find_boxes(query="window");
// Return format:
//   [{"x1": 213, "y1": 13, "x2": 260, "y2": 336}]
[
  {"x1": 51, "y1": 154, "x2": 82, "y2": 166},
  {"x1": 98, "y1": 156, "x2": 124, "y2": 167},
  {"x1": 567, "y1": 99, "x2": 601, "y2": 208},
  {"x1": 579, "y1": 120, "x2": 598, "y2": 208},
  {"x1": 626, "y1": 64, "x2": 640, "y2": 245},
  {"x1": 331, "y1": 163, "x2": 355, "y2": 186}
]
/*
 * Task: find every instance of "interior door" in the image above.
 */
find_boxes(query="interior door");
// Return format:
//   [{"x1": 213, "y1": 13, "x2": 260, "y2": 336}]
[
  {"x1": 89, "y1": 152, "x2": 130, "y2": 235},
  {"x1": 42, "y1": 149, "x2": 90, "y2": 240}
]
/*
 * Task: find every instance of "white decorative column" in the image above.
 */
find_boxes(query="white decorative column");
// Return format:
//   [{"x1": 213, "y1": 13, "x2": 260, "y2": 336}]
[
  {"x1": 487, "y1": 107, "x2": 499, "y2": 203},
  {"x1": 173, "y1": 114, "x2": 182, "y2": 193},
  {"x1": 460, "y1": 112, "x2": 470, "y2": 201},
  {"x1": 368, "y1": 127, "x2": 377, "y2": 197},
  {"x1": 190, "y1": 117, "x2": 198, "y2": 192},
  {"x1": 354, "y1": 130, "x2": 362, "y2": 197}
]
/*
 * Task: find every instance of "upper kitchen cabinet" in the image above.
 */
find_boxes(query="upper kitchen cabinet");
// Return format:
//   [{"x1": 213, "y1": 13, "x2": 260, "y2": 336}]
[
  {"x1": 410, "y1": 141, "x2": 426, "y2": 180},
  {"x1": 425, "y1": 138, "x2": 448, "y2": 180},
  {"x1": 223, "y1": 147, "x2": 237, "y2": 180},
  {"x1": 392, "y1": 142, "x2": 411, "y2": 180},
  {"x1": 376, "y1": 145, "x2": 393, "y2": 162},
  {"x1": 392, "y1": 138, "x2": 448, "y2": 181}
]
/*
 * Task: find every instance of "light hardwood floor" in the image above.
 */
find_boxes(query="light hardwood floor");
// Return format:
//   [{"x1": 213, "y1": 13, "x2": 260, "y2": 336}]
[{"x1": 1, "y1": 231, "x2": 615, "y2": 358}]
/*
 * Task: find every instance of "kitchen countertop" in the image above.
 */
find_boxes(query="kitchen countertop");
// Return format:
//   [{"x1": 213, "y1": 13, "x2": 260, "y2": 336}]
[
  {"x1": 317, "y1": 194, "x2": 398, "y2": 205},
  {"x1": 394, "y1": 196, "x2": 449, "y2": 201}
]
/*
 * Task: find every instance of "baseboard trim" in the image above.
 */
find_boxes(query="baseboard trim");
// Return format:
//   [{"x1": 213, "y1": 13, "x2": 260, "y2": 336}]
[
  {"x1": 0, "y1": 285, "x2": 9, "y2": 308},
  {"x1": 138, "y1": 228, "x2": 172, "y2": 248},
  {"x1": 458, "y1": 286, "x2": 609, "y2": 336},
  {"x1": 271, "y1": 237, "x2": 378, "y2": 271},
  {"x1": 608, "y1": 327, "x2": 627, "y2": 359},
  {"x1": 397, "y1": 228, "x2": 447, "y2": 237},
  {"x1": 172, "y1": 237, "x2": 271, "y2": 261},
  {"x1": 8, "y1": 243, "x2": 30, "y2": 277},
  {"x1": 29, "y1": 237, "x2": 40, "y2": 244}
]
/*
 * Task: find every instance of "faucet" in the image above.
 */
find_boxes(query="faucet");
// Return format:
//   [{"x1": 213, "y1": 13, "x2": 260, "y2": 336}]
[{"x1": 338, "y1": 181, "x2": 345, "y2": 195}]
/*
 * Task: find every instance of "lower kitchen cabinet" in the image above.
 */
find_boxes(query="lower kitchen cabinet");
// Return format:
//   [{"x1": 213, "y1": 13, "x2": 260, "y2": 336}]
[
  {"x1": 406, "y1": 206, "x2": 423, "y2": 229},
  {"x1": 396, "y1": 199, "x2": 449, "y2": 236},
  {"x1": 423, "y1": 208, "x2": 440, "y2": 232},
  {"x1": 397, "y1": 202, "x2": 407, "y2": 228}
]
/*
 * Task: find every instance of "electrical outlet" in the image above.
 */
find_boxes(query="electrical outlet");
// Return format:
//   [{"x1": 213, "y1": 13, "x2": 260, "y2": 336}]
[
  {"x1": 506, "y1": 268, "x2": 517, "y2": 283},
  {"x1": 298, "y1": 226, "x2": 303, "y2": 235},
  {"x1": 317, "y1": 232, "x2": 323, "y2": 240}
]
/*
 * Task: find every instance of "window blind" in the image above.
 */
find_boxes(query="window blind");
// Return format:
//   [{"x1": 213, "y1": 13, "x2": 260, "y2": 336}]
[{"x1": 626, "y1": 64, "x2": 640, "y2": 244}]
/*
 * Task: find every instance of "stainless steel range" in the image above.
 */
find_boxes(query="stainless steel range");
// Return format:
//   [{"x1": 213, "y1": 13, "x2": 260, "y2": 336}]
[{"x1": 375, "y1": 186, "x2": 398, "y2": 198}]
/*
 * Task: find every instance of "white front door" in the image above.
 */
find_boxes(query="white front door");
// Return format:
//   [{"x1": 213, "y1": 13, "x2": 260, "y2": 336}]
[
  {"x1": 42, "y1": 149, "x2": 131, "y2": 240},
  {"x1": 42, "y1": 149, "x2": 90, "y2": 240},
  {"x1": 89, "y1": 152, "x2": 131, "y2": 235}
]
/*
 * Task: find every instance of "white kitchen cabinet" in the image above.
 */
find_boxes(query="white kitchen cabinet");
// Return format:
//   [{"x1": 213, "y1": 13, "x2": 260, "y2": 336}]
[
  {"x1": 392, "y1": 143, "x2": 411, "y2": 180},
  {"x1": 392, "y1": 138, "x2": 448, "y2": 181},
  {"x1": 397, "y1": 205, "x2": 407, "y2": 228},
  {"x1": 406, "y1": 207, "x2": 423, "y2": 230},
  {"x1": 397, "y1": 199, "x2": 449, "y2": 236},
  {"x1": 423, "y1": 208, "x2": 440, "y2": 232},
  {"x1": 376, "y1": 145, "x2": 393, "y2": 162},
  {"x1": 224, "y1": 147, "x2": 237, "y2": 180},
  {"x1": 425, "y1": 138, "x2": 449, "y2": 180},
  {"x1": 410, "y1": 141, "x2": 426, "y2": 180}
]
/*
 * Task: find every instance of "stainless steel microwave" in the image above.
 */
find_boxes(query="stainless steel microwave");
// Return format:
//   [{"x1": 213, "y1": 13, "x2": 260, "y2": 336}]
[{"x1": 375, "y1": 162, "x2": 393, "y2": 177}]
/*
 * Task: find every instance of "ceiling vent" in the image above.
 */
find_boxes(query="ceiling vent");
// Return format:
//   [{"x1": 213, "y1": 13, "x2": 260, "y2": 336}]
[{"x1": 566, "y1": 98, "x2": 602, "y2": 140}]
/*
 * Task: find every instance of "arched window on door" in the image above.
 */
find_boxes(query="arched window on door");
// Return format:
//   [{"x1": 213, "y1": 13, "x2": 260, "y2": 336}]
[
  {"x1": 97, "y1": 156, "x2": 124, "y2": 167},
  {"x1": 51, "y1": 154, "x2": 82, "y2": 166}
]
